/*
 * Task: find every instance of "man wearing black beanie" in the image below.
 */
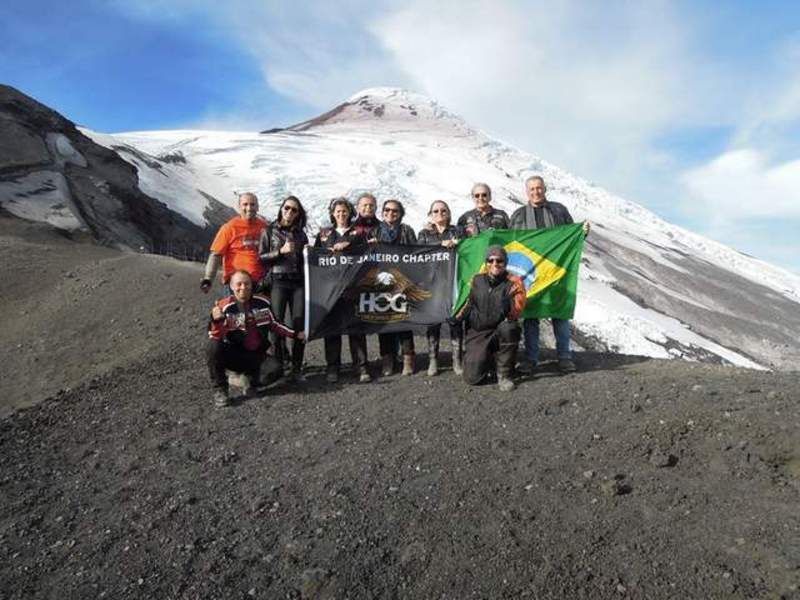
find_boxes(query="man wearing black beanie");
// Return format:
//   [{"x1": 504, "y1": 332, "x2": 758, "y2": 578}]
[{"x1": 453, "y1": 245, "x2": 526, "y2": 391}]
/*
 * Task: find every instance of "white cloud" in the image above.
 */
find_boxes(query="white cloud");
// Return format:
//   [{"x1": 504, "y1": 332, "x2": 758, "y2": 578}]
[
  {"x1": 675, "y1": 35, "x2": 800, "y2": 253},
  {"x1": 115, "y1": 0, "x2": 412, "y2": 110},
  {"x1": 368, "y1": 0, "x2": 700, "y2": 186},
  {"x1": 727, "y1": 41, "x2": 800, "y2": 160},
  {"x1": 681, "y1": 149, "x2": 800, "y2": 219}
]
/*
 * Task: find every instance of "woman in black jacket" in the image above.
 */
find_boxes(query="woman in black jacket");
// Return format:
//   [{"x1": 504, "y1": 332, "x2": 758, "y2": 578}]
[
  {"x1": 258, "y1": 195, "x2": 309, "y2": 382},
  {"x1": 417, "y1": 200, "x2": 463, "y2": 376},
  {"x1": 314, "y1": 197, "x2": 370, "y2": 383},
  {"x1": 377, "y1": 199, "x2": 417, "y2": 376}
]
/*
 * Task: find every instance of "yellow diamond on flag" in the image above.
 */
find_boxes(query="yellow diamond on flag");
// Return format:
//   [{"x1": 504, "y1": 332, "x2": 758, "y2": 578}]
[{"x1": 502, "y1": 240, "x2": 567, "y2": 298}]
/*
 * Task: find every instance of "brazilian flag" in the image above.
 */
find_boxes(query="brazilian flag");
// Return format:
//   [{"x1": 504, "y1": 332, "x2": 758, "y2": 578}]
[{"x1": 454, "y1": 224, "x2": 585, "y2": 319}]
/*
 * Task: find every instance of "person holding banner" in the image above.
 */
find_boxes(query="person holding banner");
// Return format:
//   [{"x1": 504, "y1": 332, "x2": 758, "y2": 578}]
[
  {"x1": 377, "y1": 199, "x2": 417, "y2": 376},
  {"x1": 510, "y1": 175, "x2": 589, "y2": 374},
  {"x1": 352, "y1": 192, "x2": 381, "y2": 242},
  {"x1": 207, "y1": 270, "x2": 304, "y2": 407},
  {"x1": 454, "y1": 245, "x2": 525, "y2": 391},
  {"x1": 305, "y1": 222, "x2": 457, "y2": 375},
  {"x1": 347, "y1": 193, "x2": 382, "y2": 381},
  {"x1": 314, "y1": 197, "x2": 370, "y2": 383},
  {"x1": 258, "y1": 195, "x2": 309, "y2": 382},
  {"x1": 418, "y1": 200, "x2": 463, "y2": 376},
  {"x1": 457, "y1": 183, "x2": 510, "y2": 237}
]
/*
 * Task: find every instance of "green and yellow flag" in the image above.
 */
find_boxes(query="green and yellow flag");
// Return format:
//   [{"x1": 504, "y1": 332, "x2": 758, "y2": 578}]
[{"x1": 454, "y1": 224, "x2": 585, "y2": 319}]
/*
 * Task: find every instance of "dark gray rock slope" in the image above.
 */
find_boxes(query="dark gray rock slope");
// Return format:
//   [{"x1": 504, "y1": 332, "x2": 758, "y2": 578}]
[{"x1": 0, "y1": 85, "x2": 232, "y2": 255}]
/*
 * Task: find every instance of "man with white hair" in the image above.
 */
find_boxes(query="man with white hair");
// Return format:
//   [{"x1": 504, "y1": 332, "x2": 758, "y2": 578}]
[
  {"x1": 457, "y1": 183, "x2": 510, "y2": 237},
  {"x1": 510, "y1": 176, "x2": 590, "y2": 374}
]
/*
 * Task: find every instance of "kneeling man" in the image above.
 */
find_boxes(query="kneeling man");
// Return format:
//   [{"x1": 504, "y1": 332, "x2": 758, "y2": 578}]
[
  {"x1": 457, "y1": 245, "x2": 525, "y2": 391},
  {"x1": 207, "y1": 270, "x2": 304, "y2": 407}
]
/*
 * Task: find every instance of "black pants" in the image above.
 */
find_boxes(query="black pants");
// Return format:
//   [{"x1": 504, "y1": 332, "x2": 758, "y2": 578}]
[
  {"x1": 378, "y1": 331, "x2": 414, "y2": 356},
  {"x1": 270, "y1": 280, "x2": 305, "y2": 371},
  {"x1": 426, "y1": 322, "x2": 463, "y2": 357},
  {"x1": 325, "y1": 334, "x2": 369, "y2": 372},
  {"x1": 463, "y1": 320, "x2": 520, "y2": 385},
  {"x1": 207, "y1": 339, "x2": 277, "y2": 390}
]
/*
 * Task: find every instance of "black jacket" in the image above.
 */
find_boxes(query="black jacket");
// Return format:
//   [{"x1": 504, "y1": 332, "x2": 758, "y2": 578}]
[
  {"x1": 456, "y1": 207, "x2": 510, "y2": 237},
  {"x1": 464, "y1": 274, "x2": 523, "y2": 332},
  {"x1": 258, "y1": 223, "x2": 308, "y2": 280},
  {"x1": 417, "y1": 224, "x2": 462, "y2": 245},
  {"x1": 313, "y1": 225, "x2": 366, "y2": 251},
  {"x1": 509, "y1": 201, "x2": 573, "y2": 229}
]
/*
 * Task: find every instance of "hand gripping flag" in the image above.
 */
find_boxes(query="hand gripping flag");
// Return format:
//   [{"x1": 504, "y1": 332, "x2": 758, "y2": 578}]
[{"x1": 454, "y1": 224, "x2": 585, "y2": 319}]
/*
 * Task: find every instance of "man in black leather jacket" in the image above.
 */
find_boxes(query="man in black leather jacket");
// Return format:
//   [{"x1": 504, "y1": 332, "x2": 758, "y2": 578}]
[{"x1": 457, "y1": 183, "x2": 510, "y2": 237}]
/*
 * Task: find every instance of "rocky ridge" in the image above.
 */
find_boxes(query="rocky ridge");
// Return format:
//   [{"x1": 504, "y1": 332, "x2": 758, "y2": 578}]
[{"x1": 0, "y1": 85, "x2": 232, "y2": 255}]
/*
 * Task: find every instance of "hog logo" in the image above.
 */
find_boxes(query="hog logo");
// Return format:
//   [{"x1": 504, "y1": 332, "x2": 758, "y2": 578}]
[{"x1": 350, "y1": 267, "x2": 431, "y2": 322}]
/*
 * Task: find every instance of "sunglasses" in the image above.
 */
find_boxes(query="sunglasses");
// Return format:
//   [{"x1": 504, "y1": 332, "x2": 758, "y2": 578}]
[
  {"x1": 431, "y1": 208, "x2": 449, "y2": 214},
  {"x1": 383, "y1": 208, "x2": 399, "y2": 213},
  {"x1": 283, "y1": 205, "x2": 299, "y2": 213},
  {"x1": 473, "y1": 193, "x2": 489, "y2": 199},
  {"x1": 485, "y1": 258, "x2": 505, "y2": 264}
]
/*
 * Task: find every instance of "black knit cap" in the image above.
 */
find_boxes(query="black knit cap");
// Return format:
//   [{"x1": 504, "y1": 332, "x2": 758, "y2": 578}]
[{"x1": 485, "y1": 245, "x2": 507, "y2": 262}]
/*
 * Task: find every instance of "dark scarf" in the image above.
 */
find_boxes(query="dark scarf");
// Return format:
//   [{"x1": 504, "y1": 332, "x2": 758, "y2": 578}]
[
  {"x1": 524, "y1": 202, "x2": 555, "y2": 229},
  {"x1": 377, "y1": 221, "x2": 402, "y2": 243},
  {"x1": 487, "y1": 272, "x2": 507, "y2": 287}
]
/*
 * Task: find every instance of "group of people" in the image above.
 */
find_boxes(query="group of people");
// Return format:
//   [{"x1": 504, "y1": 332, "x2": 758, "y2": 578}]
[{"x1": 201, "y1": 177, "x2": 589, "y2": 407}]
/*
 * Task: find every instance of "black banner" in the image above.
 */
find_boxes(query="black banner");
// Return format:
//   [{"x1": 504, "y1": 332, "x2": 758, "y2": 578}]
[{"x1": 304, "y1": 243, "x2": 456, "y2": 339}]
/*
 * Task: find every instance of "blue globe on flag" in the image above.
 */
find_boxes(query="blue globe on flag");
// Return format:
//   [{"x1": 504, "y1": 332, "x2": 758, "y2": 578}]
[
  {"x1": 501, "y1": 240, "x2": 568, "y2": 299},
  {"x1": 476, "y1": 240, "x2": 568, "y2": 299},
  {"x1": 505, "y1": 246, "x2": 537, "y2": 293}
]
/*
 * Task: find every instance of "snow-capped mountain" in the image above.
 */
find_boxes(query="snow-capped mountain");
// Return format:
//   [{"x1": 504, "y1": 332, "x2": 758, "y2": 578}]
[{"x1": 3, "y1": 85, "x2": 799, "y2": 369}]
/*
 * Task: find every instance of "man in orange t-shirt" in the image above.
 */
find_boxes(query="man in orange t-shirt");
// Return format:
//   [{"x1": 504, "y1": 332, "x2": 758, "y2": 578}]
[{"x1": 201, "y1": 192, "x2": 269, "y2": 293}]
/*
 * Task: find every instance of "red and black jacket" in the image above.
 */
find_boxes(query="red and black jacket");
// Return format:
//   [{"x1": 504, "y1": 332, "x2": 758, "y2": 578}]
[{"x1": 208, "y1": 294, "x2": 297, "y2": 348}]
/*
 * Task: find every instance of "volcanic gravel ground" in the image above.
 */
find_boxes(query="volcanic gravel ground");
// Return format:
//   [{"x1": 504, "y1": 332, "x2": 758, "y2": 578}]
[
  {"x1": 1, "y1": 216, "x2": 799, "y2": 598},
  {"x1": 1, "y1": 341, "x2": 799, "y2": 599},
  {"x1": 0, "y1": 216, "x2": 207, "y2": 418}
]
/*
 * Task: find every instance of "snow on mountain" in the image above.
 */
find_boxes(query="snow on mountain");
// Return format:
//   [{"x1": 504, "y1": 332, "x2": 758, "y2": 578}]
[
  {"x1": 7, "y1": 85, "x2": 800, "y2": 369},
  {"x1": 83, "y1": 130, "x2": 231, "y2": 226}
]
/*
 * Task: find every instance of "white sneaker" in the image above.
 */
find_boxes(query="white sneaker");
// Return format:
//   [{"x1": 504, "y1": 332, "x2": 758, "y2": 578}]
[
  {"x1": 498, "y1": 375, "x2": 515, "y2": 392},
  {"x1": 427, "y1": 357, "x2": 438, "y2": 377},
  {"x1": 213, "y1": 389, "x2": 230, "y2": 407}
]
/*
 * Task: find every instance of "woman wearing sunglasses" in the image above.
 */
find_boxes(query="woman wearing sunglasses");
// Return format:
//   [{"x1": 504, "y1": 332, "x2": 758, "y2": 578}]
[
  {"x1": 377, "y1": 199, "x2": 417, "y2": 376},
  {"x1": 417, "y1": 200, "x2": 464, "y2": 376},
  {"x1": 258, "y1": 195, "x2": 309, "y2": 382},
  {"x1": 314, "y1": 197, "x2": 371, "y2": 383}
]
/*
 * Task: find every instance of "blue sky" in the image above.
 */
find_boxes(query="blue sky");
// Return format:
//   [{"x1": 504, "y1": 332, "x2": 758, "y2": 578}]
[{"x1": 2, "y1": 0, "x2": 800, "y2": 274}]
